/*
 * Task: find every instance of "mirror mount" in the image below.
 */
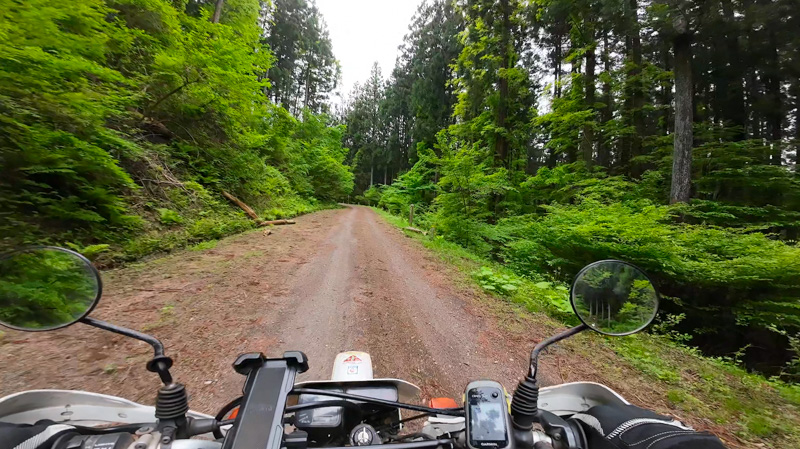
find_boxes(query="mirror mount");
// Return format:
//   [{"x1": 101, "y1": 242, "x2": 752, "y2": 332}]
[
  {"x1": 79, "y1": 316, "x2": 189, "y2": 438},
  {"x1": 511, "y1": 324, "x2": 588, "y2": 447},
  {"x1": 1, "y1": 246, "x2": 190, "y2": 437},
  {"x1": 528, "y1": 324, "x2": 587, "y2": 378},
  {"x1": 513, "y1": 259, "x2": 659, "y2": 449},
  {"x1": 80, "y1": 316, "x2": 174, "y2": 385}
]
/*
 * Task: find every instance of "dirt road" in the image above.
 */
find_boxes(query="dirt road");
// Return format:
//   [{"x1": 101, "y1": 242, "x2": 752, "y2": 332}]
[
  {"x1": 0, "y1": 206, "x2": 785, "y2": 449},
  {"x1": 0, "y1": 206, "x2": 557, "y2": 413}
]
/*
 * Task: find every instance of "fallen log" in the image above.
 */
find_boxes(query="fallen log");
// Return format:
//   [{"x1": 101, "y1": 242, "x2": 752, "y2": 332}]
[
  {"x1": 222, "y1": 191, "x2": 259, "y2": 221},
  {"x1": 259, "y1": 219, "x2": 296, "y2": 226},
  {"x1": 404, "y1": 226, "x2": 427, "y2": 236}
]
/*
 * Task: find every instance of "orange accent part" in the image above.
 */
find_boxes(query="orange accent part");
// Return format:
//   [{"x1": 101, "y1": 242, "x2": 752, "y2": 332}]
[
  {"x1": 343, "y1": 355, "x2": 362, "y2": 363},
  {"x1": 428, "y1": 397, "x2": 459, "y2": 409},
  {"x1": 228, "y1": 406, "x2": 240, "y2": 420}
]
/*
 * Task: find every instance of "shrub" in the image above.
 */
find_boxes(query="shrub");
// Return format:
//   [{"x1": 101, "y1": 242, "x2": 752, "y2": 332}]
[
  {"x1": 474, "y1": 267, "x2": 520, "y2": 296},
  {"x1": 157, "y1": 208, "x2": 183, "y2": 225}
]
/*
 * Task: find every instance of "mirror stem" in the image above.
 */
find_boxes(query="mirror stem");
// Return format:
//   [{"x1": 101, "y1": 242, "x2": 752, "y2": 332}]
[
  {"x1": 529, "y1": 324, "x2": 587, "y2": 378},
  {"x1": 80, "y1": 317, "x2": 174, "y2": 385},
  {"x1": 80, "y1": 317, "x2": 166, "y2": 357}
]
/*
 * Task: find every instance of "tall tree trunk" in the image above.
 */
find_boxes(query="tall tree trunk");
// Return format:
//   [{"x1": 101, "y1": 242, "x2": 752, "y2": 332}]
[
  {"x1": 553, "y1": 29, "x2": 563, "y2": 99},
  {"x1": 661, "y1": 45, "x2": 673, "y2": 135},
  {"x1": 764, "y1": 29, "x2": 783, "y2": 164},
  {"x1": 720, "y1": 0, "x2": 746, "y2": 139},
  {"x1": 670, "y1": 18, "x2": 693, "y2": 204},
  {"x1": 795, "y1": 82, "x2": 800, "y2": 167},
  {"x1": 747, "y1": 69, "x2": 761, "y2": 140},
  {"x1": 547, "y1": 147, "x2": 558, "y2": 168},
  {"x1": 304, "y1": 60, "x2": 312, "y2": 110},
  {"x1": 581, "y1": 42, "x2": 596, "y2": 166},
  {"x1": 495, "y1": 0, "x2": 510, "y2": 169},
  {"x1": 598, "y1": 32, "x2": 613, "y2": 168},
  {"x1": 527, "y1": 146, "x2": 539, "y2": 174},
  {"x1": 628, "y1": 0, "x2": 645, "y2": 177},
  {"x1": 212, "y1": 0, "x2": 225, "y2": 23}
]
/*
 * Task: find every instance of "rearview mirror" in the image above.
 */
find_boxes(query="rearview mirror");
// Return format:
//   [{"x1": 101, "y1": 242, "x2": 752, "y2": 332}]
[
  {"x1": 0, "y1": 246, "x2": 101, "y2": 331},
  {"x1": 570, "y1": 260, "x2": 659, "y2": 336}
]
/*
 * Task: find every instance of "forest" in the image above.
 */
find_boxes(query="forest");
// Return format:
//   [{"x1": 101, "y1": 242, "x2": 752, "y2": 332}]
[
  {"x1": 340, "y1": 0, "x2": 800, "y2": 380},
  {"x1": 2, "y1": 0, "x2": 799, "y2": 387},
  {"x1": 0, "y1": 0, "x2": 352, "y2": 263}
]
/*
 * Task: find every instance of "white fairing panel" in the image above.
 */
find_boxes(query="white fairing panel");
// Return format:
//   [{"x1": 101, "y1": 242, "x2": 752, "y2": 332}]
[
  {"x1": 0, "y1": 390, "x2": 212, "y2": 426},
  {"x1": 293, "y1": 351, "x2": 421, "y2": 403},
  {"x1": 537, "y1": 382, "x2": 630, "y2": 416},
  {"x1": 331, "y1": 351, "x2": 374, "y2": 381}
]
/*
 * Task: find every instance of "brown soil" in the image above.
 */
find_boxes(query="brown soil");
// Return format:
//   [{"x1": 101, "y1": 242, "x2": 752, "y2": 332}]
[{"x1": 0, "y1": 206, "x2": 746, "y2": 447}]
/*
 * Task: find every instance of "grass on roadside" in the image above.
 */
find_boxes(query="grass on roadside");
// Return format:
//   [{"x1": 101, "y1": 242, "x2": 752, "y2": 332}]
[
  {"x1": 96, "y1": 200, "x2": 340, "y2": 265},
  {"x1": 373, "y1": 207, "x2": 800, "y2": 448}
]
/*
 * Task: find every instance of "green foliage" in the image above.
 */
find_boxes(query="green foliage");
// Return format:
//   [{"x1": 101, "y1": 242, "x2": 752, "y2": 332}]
[
  {"x1": 189, "y1": 240, "x2": 218, "y2": 251},
  {"x1": 497, "y1": 193, "x2": 800, "y2": 339},
  {"x1": 358, "y1": 0, "x2": 800, "y2": 382},
  {"x1": 378, "y1": 147, "x2": 438, "y2": 215},
  {"x1": 64, "y1": 243, "x2": 112, "y2": 260},
  {"x1": 158, "y1": 208, "x2": 183, "y2": 225},
  {"x1": 341, "y1": 0, "x2": 462, "y2": 193},
  {"x1": 122, "y1": 212, "x2": 254, "y2": 260},
  {"x1": 0, "y1": 249, "x2": 97, "y2": 329},
  {"x1": 433, "y1": 140, "x2": 512, "y2": 253},
  {"x1": 377, "y1": 208, "x2": 800, "y2": 445},
  {"x1": 264, "y1": 0, "x2": 339, "y2": 115},
  {"x1": 651, "y1": 313, "x2": 693, "y2": 344},
  {"x1": 363, "y1": 186, "x2": 384, "y2": 206},
  {"x1": 474, "y1": 267, "x2": 520, "y2": 296},
  {"x1": 0, "y1": 0, "x2": 352, "y2": 260}
]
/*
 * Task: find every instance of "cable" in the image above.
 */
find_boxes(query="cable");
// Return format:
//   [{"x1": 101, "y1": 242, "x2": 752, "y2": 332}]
[
  {"x1": 391, "y1": 432, "x2": 437, "y2": 442},
  {"x1": 324, "y1": 438, "x2": 454, "y2": 449},
  {"x1": 215, "y1": 396, "x2": 243, "y2": 421},
  {"x1": 286, "y1": 400, "x2": 363, "y2": 414},
  {"x1": 375, "y1": 413, "x2": 430, "y2": 432},
  {"x1": 70, "y1": 423, "x2": 152, "y2": 435},
  {"x1": 292, "y1": 388, "x2": 465, "y2": 417},
  {"x1": 214, "y1": 396, "x2": 243, "y2": 439}
]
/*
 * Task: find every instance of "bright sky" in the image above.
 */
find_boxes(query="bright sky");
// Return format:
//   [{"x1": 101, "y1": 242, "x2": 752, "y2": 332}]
[{"x1": 316, "y1": 0, "x2": 425, "y2": 102}]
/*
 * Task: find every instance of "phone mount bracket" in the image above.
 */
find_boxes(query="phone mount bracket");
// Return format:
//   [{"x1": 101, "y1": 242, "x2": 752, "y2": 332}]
[{"x1": 223, "y1": 351, "x2": 309, "y2": 449}]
